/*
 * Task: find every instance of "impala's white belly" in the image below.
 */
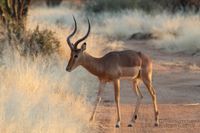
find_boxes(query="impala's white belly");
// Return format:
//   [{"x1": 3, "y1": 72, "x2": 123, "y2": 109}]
[{"x1": 119, "y1": 66, "x2": 141, "y2": 79}]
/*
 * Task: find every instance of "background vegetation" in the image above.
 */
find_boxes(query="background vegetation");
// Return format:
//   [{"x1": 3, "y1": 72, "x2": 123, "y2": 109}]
[
  {"x1": 0, "y1": 0, "x2": 60, "y2": 56},
  {"x1": 85, "y1": 0, "x2": 200, "y2": 13}
]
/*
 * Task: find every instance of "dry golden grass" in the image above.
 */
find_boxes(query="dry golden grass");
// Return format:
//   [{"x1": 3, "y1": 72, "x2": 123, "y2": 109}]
[{"x1": 0, "y1": 48, "x2": 98, "y2": 133}]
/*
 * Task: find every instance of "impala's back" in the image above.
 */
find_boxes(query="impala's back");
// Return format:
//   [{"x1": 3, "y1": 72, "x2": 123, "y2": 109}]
[{"x1": 97, "y1": 50, "x2": 151, "y2": 80}]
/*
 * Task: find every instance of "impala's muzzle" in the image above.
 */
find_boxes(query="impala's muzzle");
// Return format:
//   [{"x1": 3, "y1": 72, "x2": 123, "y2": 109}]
[
  {"x1": 66, "y1": 57, "x2": 74, "y2": 72},
  {"x1": 66, "y1": 63, "x2": 73, "y2": 72},
  {"x1": 66, "y1": 67, "x2": 71, "y2": 72}
]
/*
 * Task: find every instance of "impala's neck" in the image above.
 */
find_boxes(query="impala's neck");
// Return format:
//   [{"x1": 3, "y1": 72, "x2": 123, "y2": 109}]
[{"x1": 80, "y1": 52, "x2": 103, "y2": 77}]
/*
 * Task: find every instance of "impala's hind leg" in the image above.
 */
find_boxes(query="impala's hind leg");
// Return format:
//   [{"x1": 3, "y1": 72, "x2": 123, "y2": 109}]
[
  {"x1": 142, "y1": 71, "x2": 159, "y2": 126},
  {"x1": 128, "y1": 79, "x2": 143, "y2": 127}
]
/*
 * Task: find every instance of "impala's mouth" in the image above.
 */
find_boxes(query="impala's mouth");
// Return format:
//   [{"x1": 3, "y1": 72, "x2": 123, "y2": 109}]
[{"x1": 66, "y1": 67, "x2": 71, "y2": 72}]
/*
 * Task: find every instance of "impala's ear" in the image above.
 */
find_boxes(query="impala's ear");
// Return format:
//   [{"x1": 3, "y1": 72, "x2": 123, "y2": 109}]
[{"x1": 81, "y1": 42, "x2": 87, "y2": 51}]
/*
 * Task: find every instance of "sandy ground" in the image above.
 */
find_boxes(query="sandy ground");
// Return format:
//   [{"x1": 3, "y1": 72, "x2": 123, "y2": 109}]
[{"x1": 94, "y1": 40, "x2": 200, "y2": 133}]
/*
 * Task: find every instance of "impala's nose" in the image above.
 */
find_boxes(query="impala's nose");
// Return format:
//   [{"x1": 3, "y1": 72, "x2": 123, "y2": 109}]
[{"x1": 66, "y1": 67, "x2": 71, "y2": 72}]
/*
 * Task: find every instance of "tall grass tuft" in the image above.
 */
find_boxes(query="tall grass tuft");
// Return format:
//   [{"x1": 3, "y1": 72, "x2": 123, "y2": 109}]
[{"x1": 0, "y1": 47, "x2": 97, "y2": 133}]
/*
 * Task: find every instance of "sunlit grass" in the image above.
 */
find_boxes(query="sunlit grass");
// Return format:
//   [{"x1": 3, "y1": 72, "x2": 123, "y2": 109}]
[{"x1": 0, "y1": 48, "x2": 98, "y2": 133}]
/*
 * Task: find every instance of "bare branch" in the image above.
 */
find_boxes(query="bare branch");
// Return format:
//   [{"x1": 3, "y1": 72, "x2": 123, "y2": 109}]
[
  {"x1": 5, "y1": 0, "x2": 12, "y2": 16},
  {"x1": 20, "y1": 0, "x2": 24, "y2": 19},
  {"x1": 0, "y1": 5, "x2": 6, "y2": 24},
  {"x1": 17, "y1": 0, "x2": 21, "y2": 20},
  {"x1": 22, "y1": 0, "x2": 31, "y2": 17},
  {"x1": 11, "y1": 0, "x2": 16, "y2": 19}
]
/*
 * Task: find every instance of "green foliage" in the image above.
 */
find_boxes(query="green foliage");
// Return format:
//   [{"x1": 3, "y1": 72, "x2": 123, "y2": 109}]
[
  {"x1": 85, "y1": 0, "x2": 167, "y2": 13},
  {"x1": 0, "y1": 0, "x2": 60, "y2": 57},
  {"x1": 136, "y1": 0, "x2": 162, "y2": 12},
  {"x1": 46, "y1": 0, "x2": 63, "y2": 7},
  {"x1": 85, "y1": 0, "x2": 200, "y2": 13},
  {"x1": 0, "y1": 0, "x2": 5, "y2": 5},
  {"x1": 0, "y1": 25, "x2": 60, "y2": 57},
  {"x1": 0, "y1": 0, "x2": 31, "y2": 45},
  {"x1": 22, "y1": 26, "x2": 60, "y2": 56},
  {"x1": 85, "y1": 0, "x2": 137, "y2": 13}
]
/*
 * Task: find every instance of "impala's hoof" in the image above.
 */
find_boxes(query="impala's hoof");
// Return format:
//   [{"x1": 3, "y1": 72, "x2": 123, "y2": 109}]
[
  {"x1": 115, "y1": 121, "x2": 120, "y2": 128},
  {"x1": 128, "y1": 124, "x2": 133, "y2": 127},
  {"x1": 115, "y1": 124, "x2": 120, "y2": 128},
  {"x1": 154, "y1": 123, "x2": 159, "y2": 127},
  {"x1": 128, "y1": 121, "x2": 134, "y2": 127}
]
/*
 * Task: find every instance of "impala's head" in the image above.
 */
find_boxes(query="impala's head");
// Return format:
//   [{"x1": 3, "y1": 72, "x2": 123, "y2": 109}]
[{"x1": 66, "y1": 16, "x2": 90, "y2": 72}]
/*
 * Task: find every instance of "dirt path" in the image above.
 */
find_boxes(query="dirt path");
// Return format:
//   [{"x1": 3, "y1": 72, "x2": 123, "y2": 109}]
[
  {"x1": 94, "y1": 40, "x2": 200, "y2": 133},
  {"x1": 96, "y1": 104, "x2": 200, "y2": 133}
]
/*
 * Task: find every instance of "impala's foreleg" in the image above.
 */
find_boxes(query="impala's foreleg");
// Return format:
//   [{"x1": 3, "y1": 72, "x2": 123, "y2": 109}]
[
  {"x1": 114, "y1": 79, "x2": 121, "y2": 128},
  {"x1": 90, "y1": 81, "x2": 105, "y2": 121},
  {"x1": 128, "y1": 80, "x2": 143, "y2": 127}
]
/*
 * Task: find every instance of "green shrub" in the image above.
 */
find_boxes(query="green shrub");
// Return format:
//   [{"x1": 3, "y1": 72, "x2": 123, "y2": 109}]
[
  {"x1": 136, "y1": 0, "x2": 163, "y2": 12},
  {"x1": 0, "y1": 25, "x2": 60, "y2": 57},
  {"x1": 85, "y1": 0, "x2": 138, "y2": 13},
  {"x1": 84, "y1": 0, "x2": 200, "y2": 13},
  {"x1": 0, "y1": 0, "x2": 60, "y2": 57},
  {"x1": 85, "y1": 0, "x2": 166, "y2": 13},
  {"x1": 46, "y1": 0, "x2": 63, "y2": 7},
  {"x1": 22, "y1": 26, "x2": 60, "y2": 56}
]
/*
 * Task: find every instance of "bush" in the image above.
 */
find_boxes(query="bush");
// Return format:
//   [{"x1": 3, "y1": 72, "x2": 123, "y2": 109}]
[
  {"x1": 46, "y1": 0, "x2": 63, "y2": 7},
  {"x1": 0, "y1": 0, "x2": 31, "y2": 41},
  {"x1": 0, "y1": 25, "x2": 60, "y2": 57},
  {"x1": 85, "y1": 0, "x2": 168, "y2": 13},
  {"x1": 24, "y1": 26, "x2": 60, "y2": 56},
  {"x1": 84, "y1": 0, "x2": 200, "y2": 13},
  {"x1": 0, "y1": 0, "x2": 60, "y2": 57},
  {"x1": 85, "y1": 0, "x2": 137, "y2": 13}
]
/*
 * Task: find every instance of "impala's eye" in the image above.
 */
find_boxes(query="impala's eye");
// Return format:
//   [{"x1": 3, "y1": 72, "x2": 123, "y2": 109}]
[{"x1": 74, "y1": 55, "x2": 78, "y2": 58}]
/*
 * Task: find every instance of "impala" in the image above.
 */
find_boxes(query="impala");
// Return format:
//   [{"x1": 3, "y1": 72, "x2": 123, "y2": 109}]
[{"x1": 66, "y1": 16, "x2": 159, "y2": 128}]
